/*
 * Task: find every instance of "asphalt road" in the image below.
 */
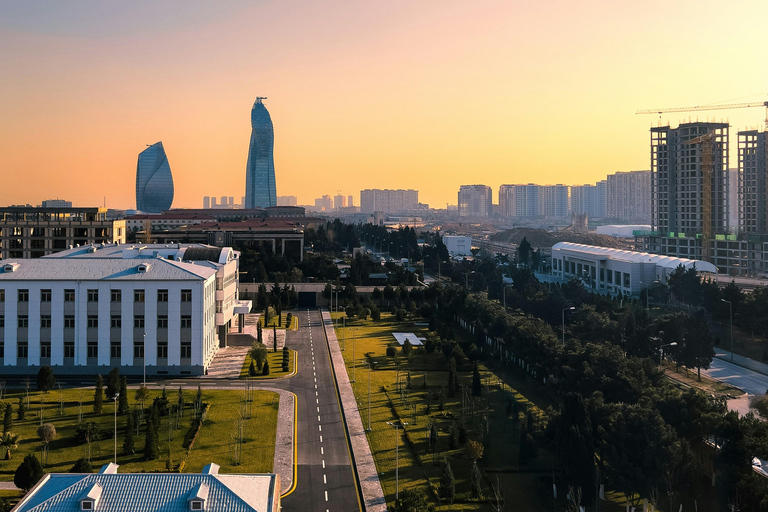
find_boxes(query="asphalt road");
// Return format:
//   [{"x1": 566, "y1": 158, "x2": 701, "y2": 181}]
[
  {"x1": 279, "y1": 309, "x2": 360, "y2": 512},
  {"x1": 702, "y1": 353, "x2": 768, "y2": 417}
]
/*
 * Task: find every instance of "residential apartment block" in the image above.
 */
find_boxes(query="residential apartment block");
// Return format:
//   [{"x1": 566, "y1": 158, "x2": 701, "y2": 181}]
[
  {"x1": 458, "y1": 185, "x2": 492, "y2": 217},
  {"x1": 571, "y1": 181, "x2": 606, "y2": 219},
  {"x1": 606, "y1": 171, "x2": 651, "y2": 223},
  {"x1": 360, "y1": 189, "x2": 419, "y2": 214}
]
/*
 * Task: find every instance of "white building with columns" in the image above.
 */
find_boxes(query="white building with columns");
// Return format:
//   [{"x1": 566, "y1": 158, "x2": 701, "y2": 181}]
[{"x1": 0, "y1": 243, "x2": 250, "y2": 376}]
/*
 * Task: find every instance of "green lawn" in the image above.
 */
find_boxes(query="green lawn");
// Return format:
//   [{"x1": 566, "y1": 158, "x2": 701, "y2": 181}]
[
  {"x1": 259, "y1": 313, "x2": 298, "y2": 330},
  {"x1": 240, "y1": 350, "x2": 296, "y2": 379},
  {"x1": 333, "y1": 312, "x2": 554, "y2": 512},
  {"x1": 0, "y1": 386, "x2": 278, "y2": 480}
]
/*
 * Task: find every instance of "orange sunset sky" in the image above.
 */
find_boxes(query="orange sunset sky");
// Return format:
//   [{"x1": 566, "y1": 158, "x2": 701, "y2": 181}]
[{"x1": 2, "y1": 0, "x2": 768, "y2": 210}]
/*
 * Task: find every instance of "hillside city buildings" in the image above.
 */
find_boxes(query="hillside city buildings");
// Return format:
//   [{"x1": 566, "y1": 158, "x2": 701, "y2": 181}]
[
  {"x1": 136, "y1": 142, "x2": 174, "y2": 214},
  {"x1": 244, "y1": 97, "x2": 277, "y2": 209}
]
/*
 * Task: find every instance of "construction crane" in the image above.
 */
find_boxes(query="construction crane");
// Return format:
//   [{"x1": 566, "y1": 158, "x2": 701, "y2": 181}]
[{"x1": 637, "y1": 100, "x2": 768, "y2": 128}]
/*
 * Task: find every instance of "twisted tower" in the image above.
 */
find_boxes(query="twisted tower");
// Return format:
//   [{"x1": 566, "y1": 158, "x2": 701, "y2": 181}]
[
  {"x1": 245, "y1": 97, "x2": 277, "y2": 209},
  {"x1": 136, "y1": 141, "x2": 174, "y2": 213}
]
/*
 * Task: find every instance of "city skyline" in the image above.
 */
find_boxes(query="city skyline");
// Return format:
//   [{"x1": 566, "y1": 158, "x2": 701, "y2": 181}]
[{"x1": 2, "y1": 1, "x2": 768, "y2": 209}]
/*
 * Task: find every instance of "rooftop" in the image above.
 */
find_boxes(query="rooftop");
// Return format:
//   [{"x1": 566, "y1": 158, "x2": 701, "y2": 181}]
[
  {"x1": 552, "y1": 242, "x2": 719, "y2": 273},
  {"x1": 0, "y1": 257, "x2": 217, "y2": 281}
]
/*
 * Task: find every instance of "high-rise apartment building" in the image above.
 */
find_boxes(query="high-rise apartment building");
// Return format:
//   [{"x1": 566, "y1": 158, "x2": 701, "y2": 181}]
[
  {"x1": 729, "y1": 168, "x2": 739, "y2": 232},
  {"x1": 651, "y1": 122, "x2": 729, "y2": 236},
  {"x1": 606, "y1": 170, "x2": 651, "y2": 223},
  {"x1": 498, "y1": 184, "x2": 540, "y2": 217},
  {"x1": 539, "y1": 185, "x2": 569, "y2": 217},
  {"x1": 359, "y1": 189, "x2": 419, "y2": 213},
  {"x1": 458, "y1": 185, "x2": 492, "y2": 217},
  {"x1": 348, "y1": 195, "x2": 354, "y2": 208},
  {"x1": 314, "y1": 195, "x2": 332, "y2": 211},
  {"x1": 136, "y1": 142, "x2": 174, "y2": 214},
  {"x1": 41, "y1": 199, "x2": 72, "y2": 208},
  {"x1": 244, "y1": 98, "x2": 277, "y2": 209},
  {"x1": 570, "y1": 181, "x2": 606, "y2": 219},
  {"x1": 334, "y1": 195, "x2": 346, "y2": 210},
  {"x1": 277, "y1": 196, "x2": 298, "y2": 207},
  {"x1": 203, "y1": 196, "x2": 210, "y2": 209},
  {"x1": 738, "y1": 131, "x2": 768, "y2": 235}
]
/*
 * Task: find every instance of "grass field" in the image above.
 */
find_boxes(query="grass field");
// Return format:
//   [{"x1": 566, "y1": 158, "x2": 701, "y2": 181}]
[
  {"x1": 333, "y1": 312, "x2": 556, "y2": 512},
  {"x1": 240, "y1": 350, "x2": 296, "y2": 379},
  {"x1": 0, "y1": 385, "x2": 278, "y2": 481},
  {"x1": 260, "y1": 313, "x2": 298, "y2": 330}
]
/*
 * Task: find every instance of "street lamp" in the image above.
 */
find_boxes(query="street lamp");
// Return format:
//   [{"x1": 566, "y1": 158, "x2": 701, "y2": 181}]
[
  {"x1": 386, "y1": 421, "x2": 409, "y2": 499},
  {"x1": 561, "y1": 307, "x2": 575, "y2": 345},
  {"x1": 659, "y1": 342, "x2": 678, "y2": 367},
  {"x1": 722, "y1": 298, "x2": 734, "y2": 361},
  {"x1": 464, "y1": 270, "x2": 476, "y2": 290},
  {"x1": 142, "y1": 332, "x2": 146, "y2": 386},
  {"x1": 366, "y1": 361, "x2": 372, "y2": 431},
  {"x1": 114, "y1": 392, "x2": 120, "y2": 463},
  {"x1": 351, "y1": 328, "x2": 357, "y2": 383}
]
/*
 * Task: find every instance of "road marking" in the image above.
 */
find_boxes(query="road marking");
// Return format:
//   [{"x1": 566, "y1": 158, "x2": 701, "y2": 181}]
[
  {"x1": 322, "y1": 460, "x2": 325, "y2": 468},
  {"x1": 315, "y1": 391, "x2": 318, "y2": 396},
  {"x1": 321, "y1": 446, "x2": 324, "y2": 455},
  {"x1": 318, "y1": 415, "x2": 321, "y2": 421},
  {"x1": 315, "y1": 384, "x2": 317, "y2": 389},
  {"x1": 317, "y1": 406, "x2": 320, "y2": 412},
  {"x1": 314, "y1": 377, "x2": 316, "y2": 383},
  {"x1": 319, "y1": 425, "x2": 322, "y2": 432},
  {"x1": 320, "y1": 435, "x2": 323, "y2": 442},
  {"x1": 323, "y1": 474, "x2": 326, "y2": 484},
  {"x1": 325, "y1": 491, "x2": 328, "y2": 502}
]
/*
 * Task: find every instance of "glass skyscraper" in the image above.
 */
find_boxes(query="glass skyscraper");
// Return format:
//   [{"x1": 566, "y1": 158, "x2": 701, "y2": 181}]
[
  {"x1": 136, "y1": 141, "x2": 174, "y2": 213},
  {"x1": 245, "y1": 97, "x2": 277, "y2": 209}
]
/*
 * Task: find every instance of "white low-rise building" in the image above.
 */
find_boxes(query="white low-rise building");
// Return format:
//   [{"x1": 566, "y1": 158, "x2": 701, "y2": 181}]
[
  {"x1": 0, "y1": 243, "x2": 250, "y2": 376},
  {"x1": 551, "y1": 242, "x2": 718, "y2": 296},
  {"x1": 443, "y1": 235, "x2": 472, "y2": 256}
]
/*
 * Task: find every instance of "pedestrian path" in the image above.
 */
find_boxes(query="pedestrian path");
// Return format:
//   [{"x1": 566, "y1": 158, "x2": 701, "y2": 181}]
[
  {"x1": 204, "y1": 346, "x2": 250, "y2": 378},
  {"x1": 715, "y1": 348, "x2": 768, "y2": 379},
  {"x1": 321, "y1": 309, "x2": 386, "y2": 512}
]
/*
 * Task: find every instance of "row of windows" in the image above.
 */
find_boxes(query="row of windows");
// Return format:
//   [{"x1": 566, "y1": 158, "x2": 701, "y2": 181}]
[
  {"x1": 2, "y1": 314, "x2": 192, "y2": 329},
  {"x1": 2, "y1": 289, "x2": 193, "y2": 303},
  {"x1": 1, "y1": 340, "x2": 192, "y2": 359}
]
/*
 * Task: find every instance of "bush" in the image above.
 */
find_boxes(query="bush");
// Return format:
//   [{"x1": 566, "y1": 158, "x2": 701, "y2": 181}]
[
  {"x1": 74, "y1": 422, "x2": 111, "y2": 444},
  {"x1": 250, "y1": 342, "x2": 268, "y2": 371},
  {"x1": 249, "y1": 361, "x2": 257, "y2": 377},
  {"x1": 262, "y1": 361, "x2": 270, "y2": 376},
  {"x1": 69, "y1": 458, "x2": 93, "y2": 473},
  {"x1": 37, "y1": 366, "x2": 55, "y2": 392},
  {"x1": 386, "y1": 346, "x2": 398, "y2": 358},
  {"x1": 395, "y1": 308, "x2": 406, "y2": 321},
  {"x1": 370, "y1": 306, "x2": 381, "y2": 322},
  {"x1": 286, "y1": 312, "x2": 293, "y2": 327},
  {"x1": 14, "y1": 454, "x2": 43, "y2": 491}
]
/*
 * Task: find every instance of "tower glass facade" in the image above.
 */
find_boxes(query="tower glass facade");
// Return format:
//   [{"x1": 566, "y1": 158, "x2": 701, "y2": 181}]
[
  {"x1": 245, "y1": 98, "x2": 277, "y2": 209},
  {"x1": 136, "y1": 142, "x2": 174, "y2": 213}
]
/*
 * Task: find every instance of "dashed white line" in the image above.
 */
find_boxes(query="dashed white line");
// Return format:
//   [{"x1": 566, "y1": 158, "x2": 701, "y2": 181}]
[
  {"x1": 319, "y1": 425, "x2": 322, "y2": 432},
  {"x1": 321, "y1": 446, "x2": 324, "y2": 455},
  {"x1": 315, "y1": 384, "x2": 317, "y2": 389},
  {"x1": 320, "y1": 435, "x2": 323, "y2": 442},
  {"x1": 318, "y1": 415, "x2": 321, "y2": 422},
  {"x1": 323, "y1": 474, "x2": 326, "y2": 484},
  {"x1": 322, "y1": 460, "x2": 325, "y2": 468},
  {"x1": 317, "y1": 406, "x2": 320, "y2": 412},
  {"x1": 325, "y1": 491, "x2": 328, "y2": 502},
  {"x1": 315, "y1": 391, "x2": 318, "y2": 396}
]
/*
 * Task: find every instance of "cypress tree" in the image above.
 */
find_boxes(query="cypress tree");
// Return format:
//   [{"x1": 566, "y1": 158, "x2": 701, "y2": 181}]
[
  {"x1": 17, "y1": 397, "x2": 26, "y2": 421},
  {"x1": 144, "y1": 415, "x2": 158, "y2": 460},
  {"x1": 282, "y1": 346, "x2": 290, "y2": 372},
  {"x1": 249, "y1": 360, "x2": 257, "y2": 377},
  {"x1": 470, "y1": 460, "x2": 483, "y2": 499},
  {"x1": 123, "y1": 411, "x2": 135, "y2": 454},
  {"x1": 447, "y1": 358, "x2": 458, "y2": 397},
  {"x1": 439, "y1": 458, "x2": 455, "y2": 503},
  {"x1": 3, "y1": 404, "x2": 12, "y2": 434},
  {"x1": 118, "y1": 377, "x2": 129, "y2": 414},
  {"x1": 472, "y1": 362, "x2": 482, "y2": 397},
  {"x1": 93, "y1": 375, "x2": 103, "y2": 414},
  {"x1": 262, "y1": 360, "x2": 270, "y2": 376}
]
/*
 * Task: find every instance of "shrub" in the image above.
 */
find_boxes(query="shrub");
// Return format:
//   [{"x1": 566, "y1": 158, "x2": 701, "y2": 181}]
[
  {"x1": 69, "y1": 458, "x2": 93, "y2": 473},
  {"x1": 36, "y1": 366, "x2": 55, "y2": 392},
  {"x1": 286, "y1": 312, "x2": 293, "y2": 327},
  {"x1": 262, "y1": 361, "x2": 270, "y2": 376},
  {"x1": 93, "y1": 375, "x2": 104, "y2": 414},
  {"x1": 248, "y1": 361, "x2": 257, "y2": 377},
  {"x1": 395, "y1": 308, "x2": 406, "y2": 321},
  {"x1": 386, "y1": 346, "x2": 398, "y2": 358},
  {"x1": 14, "y1": 454, "x2": 43, "y2": 491},
  {"x1": 250, "y1": 342, "x2": 268, "y2": 371}
]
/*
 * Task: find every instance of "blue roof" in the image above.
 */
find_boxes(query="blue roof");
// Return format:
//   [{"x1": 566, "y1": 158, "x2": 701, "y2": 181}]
[{"x1": 15, "y1": 472, "x2": 277, "y2": 512}]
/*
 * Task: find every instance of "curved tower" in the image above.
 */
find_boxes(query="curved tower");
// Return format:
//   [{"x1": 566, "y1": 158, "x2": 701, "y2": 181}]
[
  {"x1": 245, "y1": 97, "x2": 277, "y2": 209},
  {"x1": 136, "y1": 141, "x2": 174, "y2": 213}
]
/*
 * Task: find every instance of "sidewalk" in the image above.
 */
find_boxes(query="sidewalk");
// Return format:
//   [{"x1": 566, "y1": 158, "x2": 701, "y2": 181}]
[
  {"x1": 715, "y1": 348, "x2": 768, "y2": 378},
  {"x1": 321, "y1": 309, "x2": 386, "y2": 512},
  {"x1": 257, "y1": 386, "x2": 295, "y2": 495}
]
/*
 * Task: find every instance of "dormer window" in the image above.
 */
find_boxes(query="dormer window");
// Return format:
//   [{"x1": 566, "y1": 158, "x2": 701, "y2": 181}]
[
  {"x1": 190, "y1": 500, "x2": 203, "y2": 510},
  {"x1": 79, "y1": 482, "x2": 102, "y2": 511},
  {"x1": 187, "y1": 482, "x2": 208, "y2": 511},
  {"x1": 81, "y1": 501, "x2": 93, "y2": 510}
]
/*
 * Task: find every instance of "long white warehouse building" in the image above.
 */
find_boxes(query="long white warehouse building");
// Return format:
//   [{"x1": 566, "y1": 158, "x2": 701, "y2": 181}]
[{"x1": 551, "y1": 242, "x2": 717, "y2": 296}]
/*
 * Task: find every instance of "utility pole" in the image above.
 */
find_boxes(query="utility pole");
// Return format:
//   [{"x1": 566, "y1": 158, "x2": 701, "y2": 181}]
[
  {"x1": 386, "y1": 421, "x2": 408, "y2": 499},
  {"x1": 367, "y1": 361, "x2": 372, "y2": 431},
  {"x1": 114, "y1": 393, "x2": 120, "y2": 463}
]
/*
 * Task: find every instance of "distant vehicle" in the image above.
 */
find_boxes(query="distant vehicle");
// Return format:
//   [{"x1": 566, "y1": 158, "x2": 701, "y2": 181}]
[
  {"x1": 380, "y1": 257, "x2": 386, "y2": 265},
  {"x1": 753, "y1": 457, "x2": 768, "y2": 477},
  {"x1": 401, "y1": 258, "x2": 409, "y2": 265}
]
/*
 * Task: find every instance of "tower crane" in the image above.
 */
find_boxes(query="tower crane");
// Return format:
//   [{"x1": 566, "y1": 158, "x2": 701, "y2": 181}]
[{"x1": 637, "y1": 100, "x2": 768, "y2": 128}]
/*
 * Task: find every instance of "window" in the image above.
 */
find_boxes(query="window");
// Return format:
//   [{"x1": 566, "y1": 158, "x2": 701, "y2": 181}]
[
  {"x1": 134, "y1": 290, "x2": 145, "y2": 303},
  {"x1": 157, "y1": 315, "x2": 168, "y2": 328},
  {"x1": 180, "y1": 342, "x2": 192, "y2": 359},
  {"x1": 157, "y1": 342, "x2": 168, "y2": 359},
  {"x1": 157, "y1": 289, "x2": 168, "y2": 302},
  {"x1": 40, "y1": 289, "x2": 51, "y2": 302},
  {"x1": 40, "y1": 315, "x2": 51, "y2": 328},
  {"x1": 64, "y1": 315, "x2": 75, "y2": 328},
  {"x1": 181, "y1": 315, "x2": 192, "y2": 328},
  {"x1": 17, "y1": 342, "x2": 28, "y2": 359},
  {"x1": 110, "y1": 342, "x2": 121, "y2": 358},
  {"x1": 87, "y1": 342, "x2": 98, "y2": 358},
  {"x1": 181, "y1": 289, "x2": 192, "y2": 302},
  {"x1": 64, "y1": 289, "x2": 75, "y2": 302},
  {"x1": 87, "y1": 289, "x2": 98, "y2": 302},
  {"x1": 40, "y1": 342, "x2": 51, "y2": 358},
  {"x1": 81, "y1": 500, "x2": 93, "y2": 510},
  {"x1": 0, "y1": 315, "x2": 3, "y2": 328},
  {"x1": 190, "y1": 500, "x2": 202, "y2": 511},
  {"x1": 623, "y1": 273, "x2": 630, "y2": 288},
  {"x1": 0, "y1": 290, "x2": 4, "y2": 301},
  {"x1": 18, "y1": 289, "x2": 29, "y2": 302},
  {"x1": 64, "y1": 342, "x2": 75, "y2": 358},
  {"x1": 87, "y1": 315, "x2": 98, "y2": 328},
  {"x1": 18, "y1": 315, "x2": 28, "y2": 328},
  {"x1": 134, "y1": 342, "x2": 144, "y2": 358},
  {"x1": 111, "y1": 290, "x2": 121, "y2": 302},
  {"x1": 111, "y1": 316, "x2": 121, "y2": 328},
  {"x1": 134, "y1": 315, "x2": 144, "y2": 329}
]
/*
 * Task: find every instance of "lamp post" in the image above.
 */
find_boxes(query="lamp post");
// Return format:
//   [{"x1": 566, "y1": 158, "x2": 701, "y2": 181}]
[
  {"x1": 114, "y1": 392, "x2": 119, "y2": 463},
  {"x1": 351, "y1": 328, "x2": 357, "y2": 383},
  {"x1": 142, "y1": 332, "x2": 146, "y2": 386},
  {"x1": 464, "y1": 270, "x2": 475, "y2": 291},
  {"x1": 386, "y1": 421, "x2": 409, "y2": 499},
  {"x1": 659, "y1": 342, "x2": 678, "y2": 368},
  {"x1": 366, "y1": 361, "x2": 372, "y2": 431},
  {"x1": 561, "y1": 307, "x2": 575, "y2": 345},
  {"x1": 722, "y1": 298, "x2": 734, "y2": 361}
]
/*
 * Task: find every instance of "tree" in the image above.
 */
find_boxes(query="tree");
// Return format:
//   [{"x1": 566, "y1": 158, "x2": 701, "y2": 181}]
[
  {"x1": 472, "y1": 362, "x2": 482, "y2": 397},
  {"x1": 37, "y1": 423, "x2": 56, "y2": 465},
  {"x1": 106, "y1": 368, "x2": 120, "y2": 400},
  {"x1": 135, "y1": 386, "x2": 150, "y2": 411},
  {"x1": 94, "y1": 375, "x2": 104, "y2": 414},
  {"x1": 282, "y1": 346, "x2": 290, "y2": 372},
  {"x1": 392, "y1": 487, "x2": 434, "y2": 512},
  {"x1": 447, "y1": 358, "x2": 458, "y2": 397},
  {"x1": 36, "y1": 365, "x2": 55, "y2": 392},
  {"x1": 517, "y1": 237, "x2": 532, "y2": 267},
  {"x1": 0, "y1": 432, "x2": 19, "y2": 460},
  {"x1": 273, "y1": 326, "x2": 278, "y2": 352},
  {"x1": 466, "y1": 439, "x2": 484, "y2": 461},
  {"x1": 70, "y1": 458, "x2": 93, "y2": 473},
  {"x1": 124, "y1": 411, "x2": 135, "y2": 455},
  {"x1": 250, "y1": 342, "x2": 268, "y2": 371},
  {"x1": 471, "y1": 460, "x2": 483, "y2": 499},
  {"x1": 118, "y1": 377, "x2": 129, "y2": 414},
  {"x1": 144, "y1": 415, "x2": 158, "y2": 460},
  {"x1": 386, "y1": 345, "x2": 398, "y2": 359},
  {"x1": 262, "y1": 360, "x2": 271, "y2": 376},
  {"x1": 14, "y1": 454, "x2": 43, "y2": 491},
  {"x1": 17, "y1": 397, "x2": 26, "y2": 421},
  {"x1": 402, "y1": 339, "x2": 414, "y2": 360},
  {"x1": 249, "y1": 360, "x2": 257, "y2": 377},
  {"x1": 439, "y1": 458, "x2": 456, "y2": 503},
  {"x1": 550, "y1": 393, "x2": 597, "y2": 505},
  {"x1": 3, "y1": 404, "x2": 12, "y2": 434}
]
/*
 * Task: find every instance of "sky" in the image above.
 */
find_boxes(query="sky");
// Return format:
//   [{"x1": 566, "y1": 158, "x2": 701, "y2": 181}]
[{"x1": 2, "y1": 0, "x2": 768, "y2": 210}]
